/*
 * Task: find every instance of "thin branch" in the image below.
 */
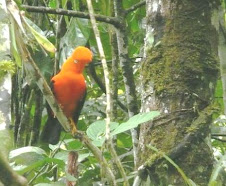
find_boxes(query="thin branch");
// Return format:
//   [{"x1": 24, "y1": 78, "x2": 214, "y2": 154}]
[
  {"x1": 111, "y1": 31, "x2": 119, "y2": 120},
  {"x1": 86, "y1": 0, "x2": 111, "y2": 140},
  {"x1": 125, "y1": 0, "x2": 146, "y2": 15},
  {"x1": 211, "y1": 137, "x2": 226, "y2": 142},
  {"x1": 86, "y1": 1, "x2": 129, "y2": 185},
  {"x1": 75, "y1": 131, "x2": 116, "y2": 185},
  {"x1": 87, "y1": 63, "x2": 128, "y2": 112},
  {"x1": 21, "y1": 5, "x2": 120, "y2": 27},
  {"x1": 0, "y1": 154, "x2": 28, "y2": 186}
]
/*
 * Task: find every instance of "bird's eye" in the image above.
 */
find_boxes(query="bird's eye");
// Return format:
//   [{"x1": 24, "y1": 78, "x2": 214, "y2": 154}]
[{"x1": 74, "y1": 60, "x2": 78, "y2": 64}]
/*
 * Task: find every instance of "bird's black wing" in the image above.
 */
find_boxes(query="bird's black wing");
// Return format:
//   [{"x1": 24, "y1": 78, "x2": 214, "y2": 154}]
[
  {"x1": 73, "y1": 89, "x2": 87, "y2": 125},
  {"x1": 41, "y1": 80, "x2": 62, "y2": 145}
]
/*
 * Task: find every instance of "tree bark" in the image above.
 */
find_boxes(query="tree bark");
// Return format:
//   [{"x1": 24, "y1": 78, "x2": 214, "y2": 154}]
[{"x1": 138, "y1": 0, "x2": 219, "y2": 185}]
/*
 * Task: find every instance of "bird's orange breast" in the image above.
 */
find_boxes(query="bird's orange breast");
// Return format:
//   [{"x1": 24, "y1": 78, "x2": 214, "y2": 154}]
[{"x1": 51, "y1": 71, "x2": 86, "y2": 118}]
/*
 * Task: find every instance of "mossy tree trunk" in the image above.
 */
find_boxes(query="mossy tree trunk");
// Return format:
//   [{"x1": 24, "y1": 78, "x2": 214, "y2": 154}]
[{"x1": 138, "y1": 0, "x2": 219, "y2": 185}]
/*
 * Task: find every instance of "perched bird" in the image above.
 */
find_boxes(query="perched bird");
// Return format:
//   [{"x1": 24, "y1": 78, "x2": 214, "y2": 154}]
[{"x1": 41, "y1": 46, "x2": 93, "y2": 144}]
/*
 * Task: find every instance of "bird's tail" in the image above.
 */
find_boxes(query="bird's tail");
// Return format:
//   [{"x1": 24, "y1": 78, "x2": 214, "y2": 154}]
[{"x1": 41, "y1": 116, "x2": 62, "y2": 145}]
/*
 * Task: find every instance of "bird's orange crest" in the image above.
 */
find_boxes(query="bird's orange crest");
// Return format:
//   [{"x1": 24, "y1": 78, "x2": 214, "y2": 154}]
[{"x1": 72, "y1": 46, "x2": 93, "y2": 64}]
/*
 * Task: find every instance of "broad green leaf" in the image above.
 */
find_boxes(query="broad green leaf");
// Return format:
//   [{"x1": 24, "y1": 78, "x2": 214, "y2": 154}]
[
  {"x1": 86, "y1": 120, "x2": 119, "y2": 146},
  {"x1": 7, "y1": 1, "x2": 25, "y2": 34},
  {"x1": 9, "y1": 146, "x2": 46, "y2": 166},
  {"x1": 9, "y1": 146, "x2": 46, "y2": 159},
  {"x1": 111, "y1": 111, "x2": 160, "y2": 135},
  {"x1": 78, "y1": 153, "x2": 90, "y2": 162},
  {"x1": 12, "y1": 157, "x2": 65, "y2": 174},
  {"x1": 91, "y1": 138, "x2": 105, "y2": 147},
  {"x1": 54, "y1": 151, "x2": 68, "y2": 162},
  {"x1": 65, "y1": 139, "x2": 83, "y2": 150},
  {"x1": 86, "y1": 120, "x2": 106, "y2": 141},
  {"x1": 22, "y1": 16, "x2": 56, "y2": 53},
  {"x1": 117, "y1": 133, "x2": 132, "y2": 148},
  {"x1": 66, "y1": 172, "x2": 77, "y2": 182},
  {"x1": 86, "y1": 120, "x2": 119, "y2": 140}
]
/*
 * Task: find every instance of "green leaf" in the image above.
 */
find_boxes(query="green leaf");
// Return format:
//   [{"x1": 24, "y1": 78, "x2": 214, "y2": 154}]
[
  {"x1": 12, "y1": 157, "x2": 65, "y2": 174},
  {"x1": 9, "y1": 146, "x2": 46, "y2": 160},
  {"x1": 86, "y1": 120, "x2": 119, "y2": 140},
  {"x1": 22, "y1": 16, "x2": 56, "y2": 53},
  {"x1": 9, "y1": 18, "x2": 22, "y2": 66},
  {"x1": 66, "y1": 172, "x2": 77, "y2": 182},
  {"x1": 86, "y1": 120, "x2": 105, "y2": 141},
  {"x1": 86, "y1": 120, "x2": 119, "y2": 146},
  {"x1": 9, "y1": 146, "x2": 47, "y2": 167},
  {"x1": 48, "y1": 0, "x2": 57, "y2": 8},
  {"x1": 65, "y1": 139, "x2": 83, "y2": 150},
  {"x1": 117, "y1": 133, "x2": 132, "y2": 148},
  {"x1": 111, "y1": 111, "x2": 160, "y2": 135}
]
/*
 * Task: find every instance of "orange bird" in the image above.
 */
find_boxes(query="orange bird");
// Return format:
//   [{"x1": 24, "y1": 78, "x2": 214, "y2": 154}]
[{"x1": 41, "y1": 46, "x2": 92, "y2": 144}]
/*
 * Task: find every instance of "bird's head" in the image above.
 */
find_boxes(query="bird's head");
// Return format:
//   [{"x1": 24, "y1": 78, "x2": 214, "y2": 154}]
[{"x1": 72, "y1": 46, "x2": 93, "y2": 64}]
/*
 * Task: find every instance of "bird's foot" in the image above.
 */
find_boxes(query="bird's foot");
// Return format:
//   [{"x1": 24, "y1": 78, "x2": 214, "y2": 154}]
[{"x1": 69, "y1": 118, "x2": 77, "y2": 136}]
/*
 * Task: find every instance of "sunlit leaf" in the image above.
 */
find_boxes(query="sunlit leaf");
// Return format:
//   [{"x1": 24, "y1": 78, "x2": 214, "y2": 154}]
[
  {"x1": 7, "y1": 1, "x2": 25, "y2": 34},
  {"x1": 111, "y1": 111, "x2": 160, "y2": 135},
  {"x1": 86, "y1": 120, "x2": 118, "y2": 140},
  {"x1": 12, "y1": 157, "x2": 65, "y2": 174},
  {"x1": 22, "y1": 16, "x2": 56, "y2": 53},
  {"x1": 9, "y1": 146, "x2": 46, "y2": 167},
  {"x1": 9, "y1": 146, "x2": 46, "y2": 159}
]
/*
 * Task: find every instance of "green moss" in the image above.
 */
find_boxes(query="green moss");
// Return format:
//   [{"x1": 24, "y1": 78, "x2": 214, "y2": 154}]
[
  {"x1": 139, "y1": 1, "x2": 219, "y2": 185},
  {"x1": 0, "y1": 60, "x2": 16, "y2": 74},
  {"x1": 0, "y1": 60, "x2": 16, "y2": 83}
]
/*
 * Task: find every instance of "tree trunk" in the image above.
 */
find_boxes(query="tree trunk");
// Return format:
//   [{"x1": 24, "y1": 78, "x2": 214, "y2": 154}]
[{"x1": 138, "y1": 0, "x2": 219, "y2": 185}]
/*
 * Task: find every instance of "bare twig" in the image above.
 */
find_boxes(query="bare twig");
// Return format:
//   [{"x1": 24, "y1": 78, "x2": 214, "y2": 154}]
[{"x1": 21, "y1": 5, "x2": 120, "y2": 27}]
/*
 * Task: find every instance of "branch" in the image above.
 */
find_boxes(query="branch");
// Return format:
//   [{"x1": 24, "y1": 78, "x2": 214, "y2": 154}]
[
  {"x1": 125, "y1": 0, "x2": 146, "y2": 15},
  {"x1": 75, "y1": 131, "x2": 116, "y2": 185},
  {"x1": 87, "y1": 63, "x2": 128, "y2": 112},
  {"x1": 211, "y1": 137, "x2": 226, "y2": 142},
  {"x1": 0, "y1": 153, "x2": 27, "y2": 186},
  {"x1": 21, "y1": 5, "x2": 120, "y2": 27}
]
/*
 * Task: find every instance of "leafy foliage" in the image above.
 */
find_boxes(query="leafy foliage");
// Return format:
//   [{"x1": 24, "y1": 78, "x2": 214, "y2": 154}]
[{"x1": 3, "y1": 0, "x2": 226, "y2": 185}]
